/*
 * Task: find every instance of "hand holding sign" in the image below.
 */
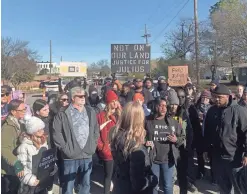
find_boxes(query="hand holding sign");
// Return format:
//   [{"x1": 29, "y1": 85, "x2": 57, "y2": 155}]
[{"x1": 167, "y1": 134, "x2": 177, "y2": 143}]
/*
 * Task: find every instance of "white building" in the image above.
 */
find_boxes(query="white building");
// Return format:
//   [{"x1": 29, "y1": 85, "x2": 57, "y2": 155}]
[
  {"x1": 59, "y1": 61, "x2": 87, "y2": 77},
  {"x1": 36, "y1": 61, "x2": 60, "y2": 74}
]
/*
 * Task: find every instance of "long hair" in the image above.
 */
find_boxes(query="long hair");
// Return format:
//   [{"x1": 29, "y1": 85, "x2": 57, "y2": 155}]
[
  {"x1": 104, "y1": 101, "x2": 121, "y2": 121},
  {"x1": 111, "y1": 102, "x2": 146, "y2": 158}
]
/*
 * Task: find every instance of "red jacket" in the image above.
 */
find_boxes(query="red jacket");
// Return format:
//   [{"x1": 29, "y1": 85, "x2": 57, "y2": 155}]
[{"x1": 97, "y1": 111, "x2": 117, "y2": 161}]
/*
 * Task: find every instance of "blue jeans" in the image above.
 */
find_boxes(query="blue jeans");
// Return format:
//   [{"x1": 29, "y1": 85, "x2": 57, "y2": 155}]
[
  {"x1": 60, "y1": 158, "x2": 93, "y2": 194},
  {"x1": 152, "y1": 162, "x2": 174, "y2": 194}
]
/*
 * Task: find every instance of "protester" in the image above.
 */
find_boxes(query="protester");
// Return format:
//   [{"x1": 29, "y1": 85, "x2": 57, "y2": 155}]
[
  {"x1": 189, "y1": 90, "x2": 212, "y2": 180},
  {"x1": 2, "y1": 85, "x2": 13, "y2": 103},
  {"x1": 98, "y1": 85, "x2": 112, "y2": 112},
  {"x1": 184, "y1": 83, "x2": 198, "y2": 105},
  {"x1": 239, "y1": 87, "x2": 247, "y2": 108},
  {"x1": 176, "y1": 88, "x2": 197, "y2": 193},
  {"x1": 88, "y1": 86, "x2": 101, "y2": 113},
  {"x1": 144, "y1": 78, "x2": 154, "y2": 93},
  {"x1": 64, "y1": 77, "x2": 82, "y2": 92},
  {"x1": 2, "y1": 99, "x2": 26, "y2": 194},
  {"x1": 1, "y1": 87, "x2": 10, "y2": 121},
  {"x1": 12, "y1": 90, "x2": 32, "y2": 115},
  {"x1": 236, "y1": 84, "x2": 244, "y2": 101},
  {"x1": 111, "y1": 102, "x2": 158, "y2": 194},
  {"x1": 112, "y1": 83, "x2": 121, "y2": 96},
  {"x1": 97, "y1": 90, "x2": 121, "y2": 194},
  {"x1": 133, "y1": 78, "x2": 153, "y2": 104},
  {"x1": 52, "y1": 86, "x2": 99, "y2": 194},
  {"x1": 49, "y1": 93, "x2": 69, "y2": 116},
  {"x1": 204, "y1": 84, "x2": 247, "y2": 194},
  {"x1": 17, "y1": 115, "x2": 55, "y2": 194},
  {"x1": 209, "y1": 79, "x2": 219, "y2": 92},
  {"x1": 133, "y1": 93, "x2": 151, "y2": 116},
  {"x1": 152, "y1": 76, "x2": 176, "y2": 100},
  {"x1": 119, "y1": 82, "x2": 133, "y2": 107},
  {"x1": 145, "y1": 97, "x2": 185, "y2": 194}
]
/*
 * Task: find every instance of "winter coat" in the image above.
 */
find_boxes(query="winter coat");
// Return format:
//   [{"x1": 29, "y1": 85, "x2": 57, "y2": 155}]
[
  {"x1": 97, "y1": 111, "x2": 117, "y2": 161},
  {"x1": 52, "y1": 105, "x2": 100, "y2": 159},
  {"x1": 152, "y1": 86, "x2": 176, "y2": 100},
  {"x1": 119, "y1": 91, "x2": 133, "y2": 107},
  {"x1": 204, "y1": 99, "x2": 247, "y2": 163},
  {"x1": 111, "y1": 136, "x2": 158, "y2": 194},
  {"x1": 17, "y1": 137, "x2": 48, "y2": 186},
  {"x1": 1, "y1": 116, "x2": 24, "y2": 175}
]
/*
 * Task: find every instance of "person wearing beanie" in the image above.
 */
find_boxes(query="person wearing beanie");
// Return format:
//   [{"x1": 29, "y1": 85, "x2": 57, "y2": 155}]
[
  {"x1": 133, "y1": 93, "x2": 151, "y2": 116},
  {"x1": 52, "y1": 86, "x2": 99, "y2": 194},
  {"x1": 210, "y1": 79, "x2": 219, "y2": 92},
  {"x1": 133, "y1": 78, "x2": 154, "y2": 104},
  {"x1": 16, "y1": 115, "x2": 56, "y2": 193},
  {"x1": 88, "y1": 86, "x2": 101, "y2": 113},
  {"x1": 2, "y1": 99, "x2": 26, "y2": 194},
  {"x1": 204, "y1": 84, "x2": 247, "y2": 193},
  {"x1": 97, "y1": 89, "x2": 121, "y2": 194}
]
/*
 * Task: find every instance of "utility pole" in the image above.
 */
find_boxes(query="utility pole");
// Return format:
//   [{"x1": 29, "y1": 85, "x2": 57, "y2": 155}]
[
  {"x1": 194, "y1": 0, "x2": 200, "y2": 85},
  {"x1": 142, "y1": 24, "x2": 151, "y2": 45},
  {"x1": 49, "y1": 40, "x2": 52, "y2": 74}
]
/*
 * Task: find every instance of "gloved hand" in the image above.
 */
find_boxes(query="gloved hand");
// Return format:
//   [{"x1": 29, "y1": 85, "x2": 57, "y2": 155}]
[
  {"x1": 49, "y1": 165, "x2": 58, "y2": 176},
  {"x1": 14, "y1": 160, "x2": 24, "y2": 175}
]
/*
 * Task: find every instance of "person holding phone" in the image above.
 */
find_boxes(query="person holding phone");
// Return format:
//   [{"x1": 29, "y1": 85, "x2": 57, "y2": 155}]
[{"x1": 145, "y1": 98, "x2": 185, "y2": 194}]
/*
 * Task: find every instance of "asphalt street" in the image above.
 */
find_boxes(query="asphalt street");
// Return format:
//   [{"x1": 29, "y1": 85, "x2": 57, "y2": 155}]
[{"x1": 25, "y1": 91, "x2": 218, "y2": 194}]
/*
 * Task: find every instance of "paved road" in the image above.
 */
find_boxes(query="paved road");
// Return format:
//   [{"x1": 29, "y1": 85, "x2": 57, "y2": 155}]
[{"x1": 25, "y1": 91, "x2": 219, "y2": 194}]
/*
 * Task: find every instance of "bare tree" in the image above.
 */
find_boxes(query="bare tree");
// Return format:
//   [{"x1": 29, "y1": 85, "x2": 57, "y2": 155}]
[{"x1": 1, "y1": 37, "x2": 39, "y2": 87}]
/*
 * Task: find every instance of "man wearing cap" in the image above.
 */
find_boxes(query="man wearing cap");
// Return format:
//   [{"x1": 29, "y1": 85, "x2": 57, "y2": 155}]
[
  {"x1": 204, "y1": 84, "x2": 247, "y2": 193},
  {"x1": 152, "y1": 76, "x2": 176, "y2": 101},
  {"x1": 119, "y1": 82, "x2": 134, "y2": 107},
  {"x1": 238, "y1": 87, "x2": 247, "y2": 108},
  {"x1": 133, "y1": 78, "x2": 153, "y2": 104}
]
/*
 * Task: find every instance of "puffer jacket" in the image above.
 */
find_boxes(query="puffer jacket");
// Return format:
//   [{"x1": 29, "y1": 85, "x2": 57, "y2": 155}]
[
  {"x1": 17, "y1": 137, "x2": 48, "y2": 186},
  {"x1": 97, "y1": 111, "x2": 117, "y2": 161}
]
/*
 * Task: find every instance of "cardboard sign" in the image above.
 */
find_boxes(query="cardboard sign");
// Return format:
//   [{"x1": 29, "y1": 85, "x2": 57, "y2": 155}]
[
  {"x1": 168, "y1": 66, "x2": 188, "y2": 86},
  {"x1": 32, "y1": 148, "x2": 56, "y2": 189},
  {"x1": 111, "y1": 44, "x2": 151, "y2": 73}
]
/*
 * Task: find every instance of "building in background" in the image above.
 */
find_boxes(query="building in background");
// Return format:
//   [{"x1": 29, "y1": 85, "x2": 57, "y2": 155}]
[
  {"x1": 59, "y1": 61, "x2": 87, "y2": 77},
  {"x1": 36, "y1": 61, "x2": 60, "y2": 74}
]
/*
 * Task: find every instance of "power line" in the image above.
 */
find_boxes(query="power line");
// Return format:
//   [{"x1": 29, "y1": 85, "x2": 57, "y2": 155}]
[
  {"x1": 148, "y1": 0, "x2": 185, "y2": 29},
  {"x1": 150, "y1": 0, "x2": 190, "y2": 44}
]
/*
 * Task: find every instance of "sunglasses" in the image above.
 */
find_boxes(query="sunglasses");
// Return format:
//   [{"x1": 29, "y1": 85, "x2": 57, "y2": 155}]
[
  {"x1": 75, "y1": 95, "x2": 86, "y2": 98},
  {"x1": 61, "y1": 98, "x2": 69, "y2": 102},
  {"x1": 1, "y1": 93, "x2": 9, "y2": 97}
]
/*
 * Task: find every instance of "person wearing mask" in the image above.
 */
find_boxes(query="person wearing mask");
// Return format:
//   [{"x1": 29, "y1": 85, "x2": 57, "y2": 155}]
[
  {"x1": 2, "y1": 99, "x2": 26, "y2": 194},
  {"x1": 209, "y1": 79, "x2": 219, "y2": 92},
  {"x1": 88, "y1": 86, "x2": 101, "y2": 113},
  {"x1": 189, "y1": 90, "x2": 212, "y2": 180},
  {"x1": 110, "y1": 102, "x2": 158, "y2": 194},
  {"x1": 133, "y1": 93, "x2": 151, "y2": 116},
  {"x1": 238, "y1": 87, "x2": 247, "y2": 108},
  {"x1": 119, "y1": 82, "x2": 133, "y2": 107},
  {"x1": 236, "y1": 84, "x2": 244, "y2": 101},
  {"x1": 184, "y1": 83, "x2": 197, "y2": 105},
  {"x1": 133, "y1": 78, "x2": 153, "y2": 104},
  {"x1": 152, "y1": 76, "x2": 176, "y2": 100},
  {"x1": 1, "y1": 87, "x2": 10, "y2": 121},
  {"x1": 175, "y1": 88, "x2": 197, "y2": 193},
  {"x1": 97, "y1": 90, "x2": 121, "y2": 194},
  {"x1": 204, "y1": 84, "x2": 247, "y2": 194},
  {"x1": 52, "y1": 87, "x2": 100, "y2": 194},
  {"x1": 144, "y1": 78, "x2": 154, "y2": 93},
  {"x1": 12, "y1": 90, "x2": 32, "y2": 116},
  {"x1": 145, "y1": 97, "x2": 185, "y2": 194}
]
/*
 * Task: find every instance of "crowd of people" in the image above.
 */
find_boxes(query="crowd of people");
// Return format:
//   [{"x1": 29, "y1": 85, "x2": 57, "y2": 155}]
[{"x1": 1, "y1": 76, "x2": 247, "y2": 194}]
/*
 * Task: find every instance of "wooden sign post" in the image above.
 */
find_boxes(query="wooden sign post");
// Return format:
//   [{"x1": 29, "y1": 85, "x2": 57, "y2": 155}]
[{"x1": 168, "y1": 65, "x2": 188, "y2": 86}]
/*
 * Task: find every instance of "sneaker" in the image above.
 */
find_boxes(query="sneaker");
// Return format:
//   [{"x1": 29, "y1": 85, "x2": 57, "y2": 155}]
[{"x1": 187, "y1": 182, "x2": 198, "y2": 193}]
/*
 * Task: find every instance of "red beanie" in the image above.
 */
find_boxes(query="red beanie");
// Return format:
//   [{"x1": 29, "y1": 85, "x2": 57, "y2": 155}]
[
  {"x1": 105, "y1": 90, "x2": 118, "y2": 104},
  {"x1": 133, "y1": 93, "x2": 144, "y2": 102}
]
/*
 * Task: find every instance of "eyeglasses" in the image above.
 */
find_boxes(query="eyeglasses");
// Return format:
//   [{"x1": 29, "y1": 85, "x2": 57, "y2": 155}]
[
  {"x1": 61, "y1": 98, "x2": 69, "y2": 102},
  {"x1": 75, "y1": 95, "x2": 86, "y2": 98},
  {"x1": 15, "y1": 107, "x2": 27, "y2": 112},
  {"x1": 1, "y1": 93, "x2": 9, "y2": 97}
]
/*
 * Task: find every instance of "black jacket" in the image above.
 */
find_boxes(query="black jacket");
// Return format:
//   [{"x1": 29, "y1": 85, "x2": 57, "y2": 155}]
[
  {"x1": 204, "y1": 100, "x2": 247, "y2": 161},
  {"x1": 111, "y1": 136, "x2": 158, "y2": 194},
  {"x1": 119, "y1": 91, "x2": 133, "y2": 107}
]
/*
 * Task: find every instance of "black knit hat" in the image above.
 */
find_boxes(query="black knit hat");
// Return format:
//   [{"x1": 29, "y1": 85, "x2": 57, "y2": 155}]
[
  {"x1": 213, "y1": 84, "x2": 230, "y2": 95},
  {"x1": 33, "y1": 99, "x2": 47, "y2": 113}
]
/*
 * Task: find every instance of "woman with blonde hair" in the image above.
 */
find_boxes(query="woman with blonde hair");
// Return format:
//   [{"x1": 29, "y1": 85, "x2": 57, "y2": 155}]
[
  {"x1": 111, "y1": 102, "x2": 158, "y2": 194},
  {"x1": 97, "y1": 90, "x2": 122, "y2": 194}
]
